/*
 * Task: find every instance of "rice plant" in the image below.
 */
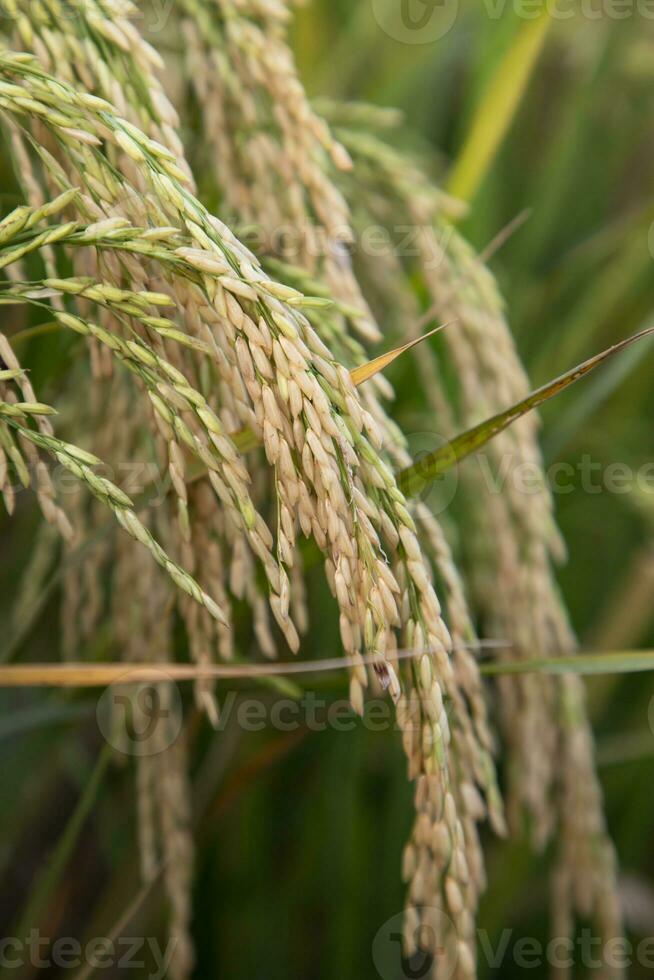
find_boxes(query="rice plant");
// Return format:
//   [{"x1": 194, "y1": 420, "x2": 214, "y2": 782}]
[{"x1": 1, "y1": 4, "x2": 652, "y2": 979}]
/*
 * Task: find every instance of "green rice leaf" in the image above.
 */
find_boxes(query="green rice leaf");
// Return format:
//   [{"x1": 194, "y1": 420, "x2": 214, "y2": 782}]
[
  {"x1": 398, "y1": 326, "x2": 654, "y2": 499},
  {"x1": 447, "y1": 10, "x2": 552, "y2": 203}
]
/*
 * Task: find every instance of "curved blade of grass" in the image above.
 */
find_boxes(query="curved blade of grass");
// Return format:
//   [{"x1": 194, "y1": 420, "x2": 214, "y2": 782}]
[
  {"x1": 398, "y1": 325, "x2": 654, "y2": 499},
  {"x1": 447, "y1": 9, "x2": 552, "y2": 202}
]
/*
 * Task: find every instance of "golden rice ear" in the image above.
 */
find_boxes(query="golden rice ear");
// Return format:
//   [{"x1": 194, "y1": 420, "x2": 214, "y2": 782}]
[{"x1": 349, "y1": 322, "x2": 451, "y2": 386}]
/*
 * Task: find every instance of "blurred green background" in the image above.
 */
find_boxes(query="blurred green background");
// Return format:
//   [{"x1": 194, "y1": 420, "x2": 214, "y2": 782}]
[{"x1": 2, "y1": 3, "x2": 654, "y2": 978}]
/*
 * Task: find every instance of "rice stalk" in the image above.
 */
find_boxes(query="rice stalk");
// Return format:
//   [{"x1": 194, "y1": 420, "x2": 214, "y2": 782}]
[
  {"x1": 326, "y1": 107, "x2": 623, "y2": 973},
  {"x1": 0, "y1": 41, "x2": 499, "y2": 975},
  {"x1": 0, "y1": 4, "x2": 629, "y2": 977}
]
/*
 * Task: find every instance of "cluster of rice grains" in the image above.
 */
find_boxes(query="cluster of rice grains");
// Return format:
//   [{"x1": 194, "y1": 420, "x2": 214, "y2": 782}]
[
  {"x1": 324, "y1": 109, "x2": 623, "y2": 972},
  {"x1": 0, "y1": 2, "x2": 620, "y2": 978},
  {"x1": 0, "y1": 45, "x2": 489, "y2": 978}
]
